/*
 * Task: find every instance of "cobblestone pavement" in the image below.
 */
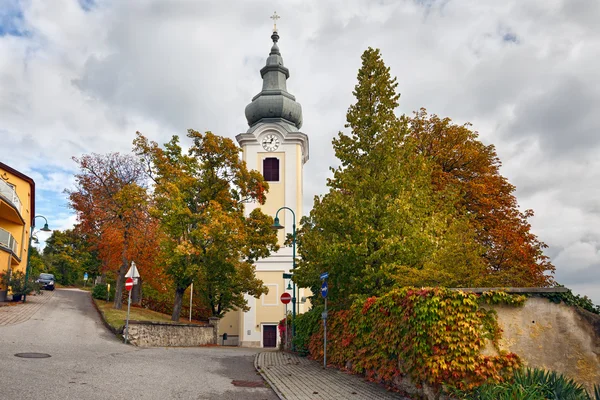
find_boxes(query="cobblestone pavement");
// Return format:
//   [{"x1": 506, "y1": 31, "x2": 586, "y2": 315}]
[
  {"x1": 255, "y1": 351, "x2": 409, "y2": 400},
  {"x1": 0, "y1": 290, "x2": 56, "y2": 326}
]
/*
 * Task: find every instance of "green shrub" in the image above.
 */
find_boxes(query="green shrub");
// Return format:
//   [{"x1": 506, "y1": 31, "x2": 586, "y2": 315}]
[
  {"x1": 92, "y1": 283, "x2": 115, "y2": 300},
  {"x1": 293, "y1": 305, "x2": 323, "y2": 356},
  {"x1": 452, "y1": 368, "x2": 592, "y2": 399},
  {"x1": 8, "y1": 271, "x2": 38, "y2": 296}
]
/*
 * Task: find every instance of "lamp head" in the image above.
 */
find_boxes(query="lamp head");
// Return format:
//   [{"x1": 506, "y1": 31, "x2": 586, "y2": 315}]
[
  {"x1": 271, "y1": 217, "x2": 284, "y2": 230},
  {"x1": 40, "y1": 223, "x2": 51, "y2": 232},
  {"x1": 287, "y1": 281, "x2": 292, "y2": 290},
  {"x1": 32, "y1": 236, "x2": 39, "y2": 244}
]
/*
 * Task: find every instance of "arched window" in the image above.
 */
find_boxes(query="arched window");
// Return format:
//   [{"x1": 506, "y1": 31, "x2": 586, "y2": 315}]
[{"x1": 263, "y1": 158, "x2": 280, "y2": 182}]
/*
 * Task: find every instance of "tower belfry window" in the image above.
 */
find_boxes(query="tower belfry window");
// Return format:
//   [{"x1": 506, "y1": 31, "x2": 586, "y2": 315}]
[{"x1": 263, "y1": 158, "x2": 280, "y2": 182}]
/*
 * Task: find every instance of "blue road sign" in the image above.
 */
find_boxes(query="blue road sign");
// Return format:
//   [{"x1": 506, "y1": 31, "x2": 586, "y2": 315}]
[
  {"x1": 320, "y1": 272, "x2": 329, "y2": 280},
  {"x1": 83, "y1": 272, "x2": 88, "y2": 281},
  {"x1": 321, "y1": 281, "x2": 328, "y2": 298}
]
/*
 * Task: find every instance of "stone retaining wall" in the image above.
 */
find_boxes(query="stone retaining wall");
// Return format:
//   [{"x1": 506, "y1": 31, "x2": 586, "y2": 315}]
[
  {"x1": 489, "y1": 297, "x2": 600, "y2": 393},
  {"x1": 127, "y1": 317, "x2": 219, "y2": 347}
]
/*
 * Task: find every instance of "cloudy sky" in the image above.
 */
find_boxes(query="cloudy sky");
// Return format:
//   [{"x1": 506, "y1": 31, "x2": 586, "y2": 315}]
[{"x1": 1, "y1": 0, "x2": 598, "y2": 304}]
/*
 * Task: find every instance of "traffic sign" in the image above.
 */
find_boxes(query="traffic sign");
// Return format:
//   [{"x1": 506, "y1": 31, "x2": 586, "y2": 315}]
[
  {"x1": 321, "y1": 281, "x2": 328, "y2": 298},
  {"x1": 125, "y1": 277, "x2": 134, "y2": 291},
  {"x1": 320, "y1": 272, "x2": 329, "y2": 280},
  {"x1": 282, "y1": 273, "x2": 293, "y2": 279},
  {"x1": 125, "y1": 262, "x2": 140, "y2": 279},
  {"x1": 83, "y1": 272, "x2": 88, "y2": 281},
  {"x1": 280, "y1": 292, "x2": 292, "y2": 304}
]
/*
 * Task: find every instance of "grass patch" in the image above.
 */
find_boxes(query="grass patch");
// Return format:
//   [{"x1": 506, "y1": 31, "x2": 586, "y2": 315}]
[{"x1": 93, "y1": 299, "x2": 174, "y2": 331}]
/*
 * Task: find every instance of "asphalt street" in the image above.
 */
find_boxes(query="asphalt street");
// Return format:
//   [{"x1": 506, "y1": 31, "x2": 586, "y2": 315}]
[{"x1": 0, "y1": 289, "x2": 277, "y2": 400}]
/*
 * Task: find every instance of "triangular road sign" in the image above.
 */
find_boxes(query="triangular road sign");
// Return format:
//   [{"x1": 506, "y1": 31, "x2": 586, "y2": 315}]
[{"x1": 125, "y1": 261, "x2": 140, "y2": 278}]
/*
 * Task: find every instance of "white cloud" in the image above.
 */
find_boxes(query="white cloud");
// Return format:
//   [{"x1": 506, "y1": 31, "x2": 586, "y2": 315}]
[{"x1": 1, "y1": 0, "x2": 599, "y2": 304}]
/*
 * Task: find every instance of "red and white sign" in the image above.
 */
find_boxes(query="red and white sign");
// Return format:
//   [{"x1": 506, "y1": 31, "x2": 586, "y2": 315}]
[
  {"x1": 125, "y1": 277, "x2": 134, "y2": 291},
  {"x1": 280, "y1": 292, "x2": 292, "y2": 304}
]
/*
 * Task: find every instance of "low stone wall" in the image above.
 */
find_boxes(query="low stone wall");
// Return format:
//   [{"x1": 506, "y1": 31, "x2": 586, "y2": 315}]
[{"x1": 127, "y1": 317, "x2": 219, "y2": 347}]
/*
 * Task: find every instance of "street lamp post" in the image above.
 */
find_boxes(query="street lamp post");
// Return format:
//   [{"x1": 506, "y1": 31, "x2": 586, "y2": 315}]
[
  {"x1": 23, "y1": 215, "x2": 51, "y2": 303},
  {"x1": 272, "y1": 207, "x2": 297, "y2": 350}
]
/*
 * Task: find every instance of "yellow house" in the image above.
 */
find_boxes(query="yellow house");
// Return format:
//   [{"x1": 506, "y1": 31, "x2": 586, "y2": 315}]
[
  {"x1": 0, "y1": 161, "x2": 35, "y2": 299},
  {"x1": 219, "y1": 26, "x2": 312, "y2": 347}
]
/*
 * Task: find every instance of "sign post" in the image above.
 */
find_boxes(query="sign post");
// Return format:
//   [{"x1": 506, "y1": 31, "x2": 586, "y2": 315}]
[
  {"x1": 124, "y1": 277, "x2": 134, "y2": 344},
  {"x1": 189, "y1": 282, "x2": 194, "y2": 322},
  {"x1": 320, "y1": 272, "x2": 329, "y2": 369},
  {"x1": 280, "y1": 292, "x2": 292, "y2": 350}
]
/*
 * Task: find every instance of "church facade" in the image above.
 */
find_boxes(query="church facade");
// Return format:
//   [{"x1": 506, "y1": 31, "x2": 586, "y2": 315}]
[{"x1": 219, "y1": 27, "x2": 310, "y2": 348}]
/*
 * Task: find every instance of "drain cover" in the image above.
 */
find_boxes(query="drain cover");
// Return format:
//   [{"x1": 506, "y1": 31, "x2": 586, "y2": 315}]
[
  {"x1": 15, "y1": 353, "x2": 51, "y2": 359},
  {"x1": 231, "y1": 380, "x2": 264, "y2": 388}
]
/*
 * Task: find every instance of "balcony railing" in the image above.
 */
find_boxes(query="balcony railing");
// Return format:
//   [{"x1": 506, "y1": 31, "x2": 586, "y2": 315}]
[
  {"x1": 0, "y1": 179, "x2": 22, "y2": 214},
  {"x1": 0, "y1": 227, "x2": 19, "y2": 255}
]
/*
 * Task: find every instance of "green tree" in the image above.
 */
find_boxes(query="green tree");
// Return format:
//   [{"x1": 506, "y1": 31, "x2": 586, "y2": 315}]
[
  {"x1": 295, "y1": 48, "x2": 485, "y2": 308},
  {"x1": 28, "y1": 246, "x2": 47, "y2": 280},
  {"x1": 42, "y1": 229, "x2": 101, "y2": 286},
  {"x1": 134, "y1": 130, "x2": 279, "y2": 320}
]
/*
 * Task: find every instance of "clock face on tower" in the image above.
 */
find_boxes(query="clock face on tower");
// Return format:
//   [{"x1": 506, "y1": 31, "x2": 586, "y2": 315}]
[{"x1": 261, "y1": 134, "x2": 280, "y2": 152}]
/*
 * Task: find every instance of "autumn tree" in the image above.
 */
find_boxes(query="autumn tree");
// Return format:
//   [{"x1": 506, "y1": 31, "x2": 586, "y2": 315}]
[
  {"x1": 407, "y1": 109, "x2": 554, "y2": 286},
  {"x1": 67, "y1": 153, "x2": 151, "y2": 309},
  {"x1": 134, "y1": 130, "x2": 278, "y2": 320},
  {"x1": 294, "y1": 48, "x2": 486, "y2": 308}
]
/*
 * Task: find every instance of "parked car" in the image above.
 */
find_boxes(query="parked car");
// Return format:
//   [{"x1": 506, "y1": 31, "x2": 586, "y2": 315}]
[{"x1": 36, "y1": 273, "x2": 55, "y2": 291}]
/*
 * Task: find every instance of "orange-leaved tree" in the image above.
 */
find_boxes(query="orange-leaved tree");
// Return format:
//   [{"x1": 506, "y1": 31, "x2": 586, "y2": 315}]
[
  {"x1": 407, "y1": 109, "x2": 554, "y2": 286},
  {"x1": 67, "y1": 153, "x2": 155, "y2": 309}
]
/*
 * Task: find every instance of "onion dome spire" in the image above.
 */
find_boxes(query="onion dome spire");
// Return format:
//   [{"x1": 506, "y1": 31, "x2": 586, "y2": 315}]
[{"x1": 244, "y1": 14, "x2": 303, "y2": 130}]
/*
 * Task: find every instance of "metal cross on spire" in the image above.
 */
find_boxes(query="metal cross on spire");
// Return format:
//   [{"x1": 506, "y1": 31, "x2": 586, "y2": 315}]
[{"x1": 270, "y1": 11, "x2": 280, "y2": 32}]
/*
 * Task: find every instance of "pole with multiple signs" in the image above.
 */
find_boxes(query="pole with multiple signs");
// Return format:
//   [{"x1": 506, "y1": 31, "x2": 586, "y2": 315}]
[
  {"x1": 320, "y1": 272, "x2": 328, "y2": 369},
  {"x1": 123, "y1": 262, "x2": 141, "y2": 344}
]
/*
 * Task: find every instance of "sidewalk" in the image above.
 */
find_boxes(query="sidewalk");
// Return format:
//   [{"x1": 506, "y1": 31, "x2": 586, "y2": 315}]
[
  {"x1": 255, "y1": 351, "x2": 409, "y2": 400},
  {"x1": 0, "y1": 290, "x2": 55, "y2": 326}
]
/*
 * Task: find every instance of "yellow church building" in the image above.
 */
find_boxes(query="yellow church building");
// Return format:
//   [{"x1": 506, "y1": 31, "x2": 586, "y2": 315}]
[{"x1": 219, "y1": 26, "x2": 311, "y2": 347}]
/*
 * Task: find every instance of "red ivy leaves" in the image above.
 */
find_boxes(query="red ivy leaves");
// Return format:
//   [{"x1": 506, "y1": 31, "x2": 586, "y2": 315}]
[{"x1": 308, "y1": 288, "x2": 522, "y2": 391}]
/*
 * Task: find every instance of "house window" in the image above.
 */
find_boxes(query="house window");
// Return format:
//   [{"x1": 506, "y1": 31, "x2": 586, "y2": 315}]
[{"x1": 263, "y1": 158, "x2": 279, "y2": 182}]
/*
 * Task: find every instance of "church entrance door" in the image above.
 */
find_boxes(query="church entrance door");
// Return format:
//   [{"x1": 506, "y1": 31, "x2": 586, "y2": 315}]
[{"x1": 263, "y1": 325, "x2": 277, "y2": 348}]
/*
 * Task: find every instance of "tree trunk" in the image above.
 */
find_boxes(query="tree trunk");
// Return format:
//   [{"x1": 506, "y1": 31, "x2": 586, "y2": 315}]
[
  {"x1": 113, "y1": 260, "x2": 128, "y2": 309},
  {"x1": 172, "y1": 286, "x2": 186, "y2": 321}
]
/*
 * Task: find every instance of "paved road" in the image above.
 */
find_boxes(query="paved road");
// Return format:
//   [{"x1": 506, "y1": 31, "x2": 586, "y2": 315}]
[{"x1": 0, "y1": 289, "x2": 276, "y2": 400}]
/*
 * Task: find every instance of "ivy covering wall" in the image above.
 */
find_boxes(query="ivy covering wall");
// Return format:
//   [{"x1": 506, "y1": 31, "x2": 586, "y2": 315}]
[{"x1": 305, "y1": 287, "x2": 526, "y2": 391}]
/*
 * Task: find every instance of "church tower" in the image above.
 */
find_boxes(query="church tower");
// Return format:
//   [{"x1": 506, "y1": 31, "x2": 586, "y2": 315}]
[
  {"x1": 236, "y1": 27, "x2": 309, "y2": 228},
  {"x1": 219, "y1": 20, "x2": 309, "y2": 348}
]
